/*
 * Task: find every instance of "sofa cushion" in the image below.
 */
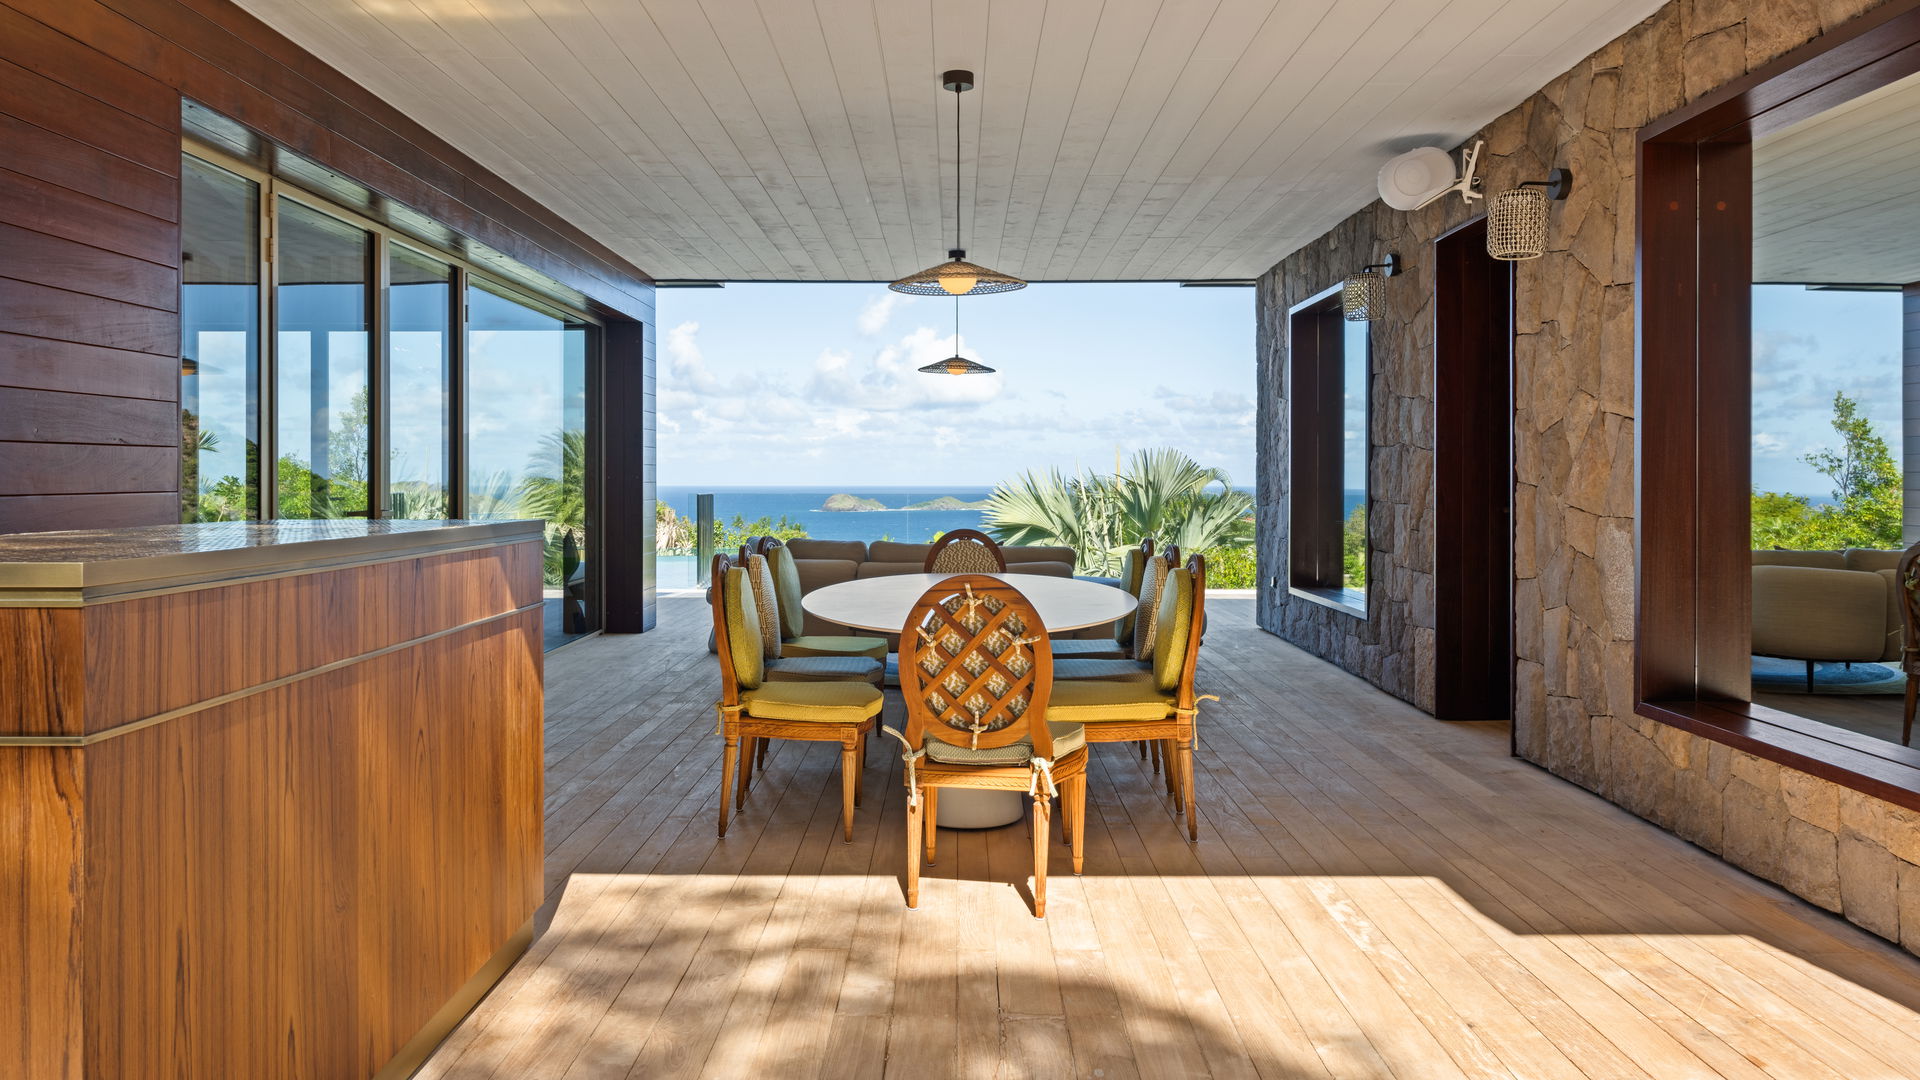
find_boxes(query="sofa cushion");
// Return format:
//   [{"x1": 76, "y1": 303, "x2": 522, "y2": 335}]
[
  {"x1": 1751, "y1": 564, "x2": 1889, "y2": 662},
  {"x1": 868, "y1": 540, "x2": 934, "y2": 565},
  {"x1": 788, "y1": 538, "x2": 868, "y2": 562},
  {"x1": 1846, "y1": 548, "x2": 1903, "y2": 573},
  {"x1": 856, "y1": 562, "x2": 932, "y2": 579},
  {"x1": 1752, "y1": 549, "x2": 1846, "y2": 570},
  {"x1": 1003, "y1": 545, "x2": 1076, "y2": 566},
  {"x1": 795, "y1": 559, "x2": 860, "y2": 594},
  {"x1": 1003, "y1": 562, "x2": 1074, "y2": 578}
]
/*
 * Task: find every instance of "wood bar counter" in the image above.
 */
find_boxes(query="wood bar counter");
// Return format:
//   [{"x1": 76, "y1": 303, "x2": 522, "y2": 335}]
[{"x1": 0, "y1": 520, "x2": 546, "y2": 1079}]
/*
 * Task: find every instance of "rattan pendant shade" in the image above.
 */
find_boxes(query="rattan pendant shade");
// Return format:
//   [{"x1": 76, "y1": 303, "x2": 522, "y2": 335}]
[
  {"x1": 891, "y1": 70, "x2": 1026, "y2": 298},
  {"x1": 919, "y1": 354, "x2": 996, "y2": 375}
]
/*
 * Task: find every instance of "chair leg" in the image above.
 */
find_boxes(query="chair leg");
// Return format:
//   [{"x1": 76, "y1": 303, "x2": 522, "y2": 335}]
[
  {"x1": 1031, "y1": 792, "x2": 1052, "y2": 918},
  {"x1": 851, "y1": 735, "x2": 865, "y2": 809},
  {"x1": 719, "y1": 732, "x2": 738, "y2": 838},
  {"x1": 735, "y1": 737, "x2": 755, "y2": 811},
  {"x1": 841, "y1": 743, "x2": 858, "y2": 844},
  {"x1": 1806, "y1": 659, "x2": 1816, "y2": 692},
  {"x1": 905, "y1": 791, "x2": 923, "y2": 908},
  {"x1": 925, "y1": 788, "x2": 940, "y2": 865},
  {"x1": 1905, "y1": 677, "x2": 1917, "y2": 746},
  {"x1": 756, "y1": 736, "x2": 769, "y2": 770},
  {"x1": 1164, "y1": 740, "x2": 1179, "y2": 806},
  {"x1": 1179, "y1": 739, "x2": 1197, "y2": 843},
  {"x1": 1138, "y1": 740, "x2": 1148, "y2": 761},
  {"x1": 1149, "y1": 739, "x2": 1162, "y2": 775},
  {"x1": 1070, "y1": 774, "x2": 1087, "y2": 875}
]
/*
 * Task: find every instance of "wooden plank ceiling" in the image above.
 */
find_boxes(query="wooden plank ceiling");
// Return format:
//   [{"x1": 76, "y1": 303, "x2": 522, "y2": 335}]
[
  {"x1": 235, "y1": 0, "x2": 1664, "y2": 282},
  {"x1": 1755, "y1": 68, "x2": 1920, "y2": 286}
]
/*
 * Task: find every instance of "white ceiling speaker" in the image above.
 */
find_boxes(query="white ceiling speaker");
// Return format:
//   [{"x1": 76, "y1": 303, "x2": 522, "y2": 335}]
[{"x1": 1377, "y1": 141, "x2": 1483, "y2": 210}]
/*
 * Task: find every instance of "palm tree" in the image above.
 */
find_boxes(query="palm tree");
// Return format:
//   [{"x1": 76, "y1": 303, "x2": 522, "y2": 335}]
[
  {"x1": 984, "y1": 449, "x2": 1253, "y2": 576},
  {"x1": 517, "y1": 429, "x2": 587, "y2": 587}
]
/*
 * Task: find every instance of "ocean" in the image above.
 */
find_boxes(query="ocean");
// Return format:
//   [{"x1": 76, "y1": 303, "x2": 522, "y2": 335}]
[{"x1": 652, "y1": 483, "x2": 1307, "y2": 590}]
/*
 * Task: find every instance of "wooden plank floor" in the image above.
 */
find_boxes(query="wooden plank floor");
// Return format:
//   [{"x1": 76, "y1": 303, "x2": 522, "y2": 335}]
[{"x1": 420, "y1": 597, "x2": 1920, "y2": 1079}]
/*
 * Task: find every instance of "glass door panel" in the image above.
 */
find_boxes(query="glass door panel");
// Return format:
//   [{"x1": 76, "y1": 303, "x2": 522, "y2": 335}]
[
  {"x1": 467, "y1": 280, "x2": 594, "y2": 642},
  {"x1": 388, "y1": 245, "x2": 453, "y2": 518},
  {"x1": 180, "y1": 155, "x2": 261, "y2": 521},
  {"x1": 276, "y1": 198, "x2": 372, "y2": 519}
]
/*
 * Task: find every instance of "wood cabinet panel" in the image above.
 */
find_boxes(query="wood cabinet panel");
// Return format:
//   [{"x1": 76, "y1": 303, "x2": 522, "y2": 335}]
[
  {"x1": 0, "y1": 746, "x2": 85, "y2": 1080},
  {"x1": 0, "y1": 608, "x2": 87, "y2": 734}
]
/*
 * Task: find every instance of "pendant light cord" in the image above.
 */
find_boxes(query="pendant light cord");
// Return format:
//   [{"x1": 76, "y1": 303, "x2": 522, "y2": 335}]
[{"x1": 954, "y1": 82, "x2": 963, "y2": 253}]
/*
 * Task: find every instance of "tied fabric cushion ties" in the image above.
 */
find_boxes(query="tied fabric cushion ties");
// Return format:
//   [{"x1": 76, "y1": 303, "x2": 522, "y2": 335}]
[
  {"x1": 1029, "y1": 756, "x2": 1057, "y2": 798},
  {"x1": 880, "y1": 726, "x2": 927, "y2": 810}
]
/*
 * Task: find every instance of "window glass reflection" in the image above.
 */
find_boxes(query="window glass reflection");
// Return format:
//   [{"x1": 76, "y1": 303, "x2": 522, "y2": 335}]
[
  {"x1": 1342, "y1": 319, "x2": 1369, "y2": 595},
  {"x1": 388, "y1": 245, "x2": 453, "y2": 518},
  {"x1": 467, "y1": 281, "x2": 593, "y2": 639},
  {"x1": 180, "y1": 156, "x2": 260, "y2": 521},
  {"x1": 276, "y1": 198, "x2": 372, "y2": 519}
]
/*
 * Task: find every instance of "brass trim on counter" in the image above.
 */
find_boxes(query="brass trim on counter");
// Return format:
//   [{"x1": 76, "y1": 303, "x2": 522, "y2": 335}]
[
  {"x1": 0, "y1": 602, "x2": 545, "y2": 747},
  {"x1": 0, "y1": 520, "x2": 546, "y2": 608},
  {"x1": 372, "y1": 918, "x2": 535, "y2": 1080}
]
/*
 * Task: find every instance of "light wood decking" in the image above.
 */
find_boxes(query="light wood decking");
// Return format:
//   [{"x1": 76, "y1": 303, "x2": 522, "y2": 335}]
[{"x1": 420, "y1": 598, "x2": 1920, "y2": 1079}]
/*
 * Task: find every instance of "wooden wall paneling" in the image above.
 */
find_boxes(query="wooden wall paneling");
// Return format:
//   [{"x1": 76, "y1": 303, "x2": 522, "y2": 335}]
[
  {"x1": 0, "y1": 444, "x2": 176, "y2": 497},
  {"x1": 601, "y1": 318, "x2": 652, "y2": 633},
  {"x1": 0, "y1": 116, "x2": 180, "y2": 223},
  {"x1": 0, "y1": 336, "x2": 176, "y2": 401},
  {"x1": 0, "y1": 171, "x2": 178, "y2": 271},
  {"x1": 0, "y1": 224, "x2": 180, "y2": 313},
  {"x1": 1433, "y1": 218, "x2": 1515, "y2": 722},
  {"x1": 0, "y1": 277, "x2": 179, "y2": 354},
  {"x1": 0, "y1": 493, "x2": 181, "y2": 533},
  {"x1": 0, "y1": 387, "x2": 178, "y2": 447}
]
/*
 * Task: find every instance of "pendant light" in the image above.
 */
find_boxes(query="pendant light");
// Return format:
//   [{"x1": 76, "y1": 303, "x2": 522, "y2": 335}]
[
  {"x1": 919, "y1": 294, "x2": 995, "y2": 375},
  {"x1": 890, "y1": 70, "x2": 1026, "y2": 297}
]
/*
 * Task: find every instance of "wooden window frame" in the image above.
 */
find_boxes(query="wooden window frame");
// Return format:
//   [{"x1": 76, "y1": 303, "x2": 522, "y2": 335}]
[
  {"x1": 1636, "y1": 0, "x2": 1920, "y2": 812},
  {"x1": 1288, "y1": 283, "x2": 1368, "y2": 617}
]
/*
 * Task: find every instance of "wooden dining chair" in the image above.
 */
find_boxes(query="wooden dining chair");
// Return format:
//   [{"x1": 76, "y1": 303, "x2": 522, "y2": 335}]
[
  {"x1": 711, "y1": 553, "x2": 882, "y2": 842},
  {"x1": 924, "y1": 528, "x2": 1008, "y2": 573},
  {"x1": 1052, "y1": 537, "x2": 1156, "y2": 661},
  {"x1": 887, "y1": 575, "x2": 1088, "y2": 917},
  {"x1": 1044, "y1": 554, "x2": 1215, "y2": 841},
  {"x1": 752, "y1": 537, "x2": 890, "y2": 661}
]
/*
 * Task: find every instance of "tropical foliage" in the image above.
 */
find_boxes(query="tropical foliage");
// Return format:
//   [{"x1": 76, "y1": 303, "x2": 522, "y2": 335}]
[
  {"x1": 983, "y1": 448, "x2": 1256, "y2": 583},
  {"x1": 655, "y1": 503, "x2": 810, "y2": 558},
  {"x1": 1751, "y1": 392, "x2": 1902, "y2": 550},
  {"x1": 517, "y1": 429, "x2": 588, "y2": 587},
  {"x1": 1343, "y1": 504, "x2": 1367, "y2": 590}
]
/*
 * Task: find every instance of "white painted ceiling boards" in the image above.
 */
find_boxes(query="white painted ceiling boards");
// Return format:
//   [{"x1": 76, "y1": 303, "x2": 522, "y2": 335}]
[
  {"x1": 238, "y1": 0, "x2": 1666, "y2": 282},
  {"x1": 1754, "y1": 68, "x2": 1920, "y2": 286}
]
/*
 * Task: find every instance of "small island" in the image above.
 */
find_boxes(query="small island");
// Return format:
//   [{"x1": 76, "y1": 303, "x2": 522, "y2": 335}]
[
  {"x1": 904, "y1": 495, "x2": 990, "y2": 511},
  {"x1": 819, "y1": 493, "x2": 889, "y2": 511}
]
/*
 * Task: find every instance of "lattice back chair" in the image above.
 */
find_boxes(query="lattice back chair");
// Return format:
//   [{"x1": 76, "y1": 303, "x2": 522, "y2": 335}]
[
  {"x1": 1900, "y1": 542, "x2": 1920, "y2": 745},
  {"x1": 1043, "y1": 553, "x2": 1216, "y2": 841},
  {"x1": 887, "y1": 575, "x2": 1088, "y2": 916},
  {"x1": 710, "y1": 553, "x2": 883, "y2": 842},
  {"x1": 924, "y1": 528, "x2": 1008, "y2": 574}
]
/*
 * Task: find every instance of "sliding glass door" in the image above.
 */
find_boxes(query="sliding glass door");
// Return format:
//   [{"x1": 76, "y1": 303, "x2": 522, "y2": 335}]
[
  {"x1": 388, "y1": 245, "x2": 454, "y2": 519},
  {"x1": 467, "y1": 280, "x2": 595, "y2": 641},
  {"x1": 179, "y1": 157, "x2": 261, "y2": 521}
]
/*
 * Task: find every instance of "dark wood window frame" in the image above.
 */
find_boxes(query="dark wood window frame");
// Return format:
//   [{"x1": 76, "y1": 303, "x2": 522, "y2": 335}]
[
  {"x1": 1636, "y1": 0, "x2": 1920, "y2": 812},
  {"x1": 1288, "y1": 282, "x2": 1369, "y2": 618}
]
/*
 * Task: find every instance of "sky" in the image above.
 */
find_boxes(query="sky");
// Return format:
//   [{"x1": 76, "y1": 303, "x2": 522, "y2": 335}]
[
  {"x1": 1751, "y1": 285, "x2": 1906, "y2": 497},
  {"x1": 656, "y1": 282, "x2": 1256, "y2": 488}
]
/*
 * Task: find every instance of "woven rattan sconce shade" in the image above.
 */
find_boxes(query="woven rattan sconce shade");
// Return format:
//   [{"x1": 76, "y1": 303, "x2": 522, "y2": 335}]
[
  {"x1": 1487, "y1": 168, "x2": 1571, "y2": 261},
  {"x1": 1341, "y1": 254, "x2": 1399, "y2": 322}
]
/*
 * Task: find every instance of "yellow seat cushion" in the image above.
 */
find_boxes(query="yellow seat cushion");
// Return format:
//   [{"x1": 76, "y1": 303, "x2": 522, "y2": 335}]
[
  {"x1": 740, "y1": 681, "x2": 884, "y2": 724},
  {"x1": 1050, "y1": 637, "x2": 1127, "y2": 660},
  {"x1": 1052, "y1": 658, "x2": 1154, "y2": 682},
  {"x1": 1045, "y1": 678, "x2": 1174, "y2": 724},
  {"x1": 784, "y1": 634, "x2": 890, "y2": 661},
  {"x1": 923, "y1": 721, "x2": 1087, "y2": 765},
  {"x1": 765, "y1": 656, "x2": 884, "y2": 685}
]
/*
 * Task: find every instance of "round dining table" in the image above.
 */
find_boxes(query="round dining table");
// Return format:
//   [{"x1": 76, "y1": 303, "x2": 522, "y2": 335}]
[{"x1": 802, "y1": 573, "x2": 1136, "y2": 829}]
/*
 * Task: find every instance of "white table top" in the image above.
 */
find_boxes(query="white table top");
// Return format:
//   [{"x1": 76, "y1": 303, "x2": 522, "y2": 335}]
[{"x1": 801, "y1": 573, "x2": 1136, "y2": 635}]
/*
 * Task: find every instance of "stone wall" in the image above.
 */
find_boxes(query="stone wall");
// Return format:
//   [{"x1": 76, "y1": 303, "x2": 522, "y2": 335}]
[{"x1": 1254, "y1": 0, "x2": 1920, "y2": 953}]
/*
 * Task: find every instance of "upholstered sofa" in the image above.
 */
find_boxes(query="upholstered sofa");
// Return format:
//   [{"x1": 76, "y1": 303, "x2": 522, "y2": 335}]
[{"x1": 1750, "y1": 549, "x2": 1904, "y2": 676}]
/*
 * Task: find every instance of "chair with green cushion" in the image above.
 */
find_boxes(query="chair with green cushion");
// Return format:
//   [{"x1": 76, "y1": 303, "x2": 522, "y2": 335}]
[
  {"x1": 1052, "y1": 539, "x2": 1157, "y2": 661},
  {"x1": 711, "y1": 553, "x2": 882, "y2": 843},
  {"x1": 735, "y1": 549, "x2": 884, "y2": 687},
  {"x1": 885, "y1": 575, "x2": 1088, "y2": 917},
  {"x1": 755, "y1": 538, "x2": 890, "y2": 661},
  {"x1": 1045, "y1": 553, "x2": 1216, "y2": 842}
]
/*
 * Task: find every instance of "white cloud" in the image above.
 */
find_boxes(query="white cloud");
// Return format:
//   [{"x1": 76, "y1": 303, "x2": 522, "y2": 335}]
[
  {"x1": 1753, "y1": 431, "x2": 1786, "y2": 456},
  {"x1": 805, "y1": 326, "x2": 1005, "y2": 410},
  {"x1": 857, "y1": 291, "x2": 912, "y2": 335}
]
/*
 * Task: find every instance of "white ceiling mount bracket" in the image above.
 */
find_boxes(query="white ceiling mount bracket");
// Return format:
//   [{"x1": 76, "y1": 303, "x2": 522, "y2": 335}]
[{"x1": 1379, "y1": 141, "x2": 1485, "y2": 211}]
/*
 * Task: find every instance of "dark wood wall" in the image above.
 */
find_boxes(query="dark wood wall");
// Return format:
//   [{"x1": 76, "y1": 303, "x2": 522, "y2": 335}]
[{"x1": 0, "y1": 0, "x2": 655, "y2": 540}]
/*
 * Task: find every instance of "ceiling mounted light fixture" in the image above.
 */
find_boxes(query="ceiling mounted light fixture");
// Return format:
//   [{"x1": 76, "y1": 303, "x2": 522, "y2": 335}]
[
  {"x1": 919, "y1": 294, "x2": 996, "y2": 376},
  {"x1": 1342, "y1": 254, "x2": 1400, "y2": 322},
  {"x1": 1377, "y1": 141, "x2": 1483, "y2": 211},
  {"x1": 890, "y1": 70, "x2": 1026, "y2": 297},
  {"x1": 1487, "y1": 168, "x2": 1573, "y2": 261}
]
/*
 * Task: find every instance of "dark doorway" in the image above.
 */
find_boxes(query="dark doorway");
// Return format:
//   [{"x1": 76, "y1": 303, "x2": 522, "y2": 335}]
[{"x1": 1433, "y1": 217, "x2": 1515, "y2": 722}]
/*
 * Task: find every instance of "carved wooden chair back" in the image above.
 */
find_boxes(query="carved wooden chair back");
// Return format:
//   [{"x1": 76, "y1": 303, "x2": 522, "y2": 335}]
[
  {"x1": 925, "y1": 528, "x2": 1008, "y2": 574},
  {"x1": 899, "y1": 575, "x2": 1054, "y2": 757}
]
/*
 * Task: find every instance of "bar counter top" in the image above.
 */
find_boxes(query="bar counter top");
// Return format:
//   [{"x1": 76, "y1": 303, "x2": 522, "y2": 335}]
[{"x1": 0, "y1": 518, "x2": 545, "y2": 607}]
